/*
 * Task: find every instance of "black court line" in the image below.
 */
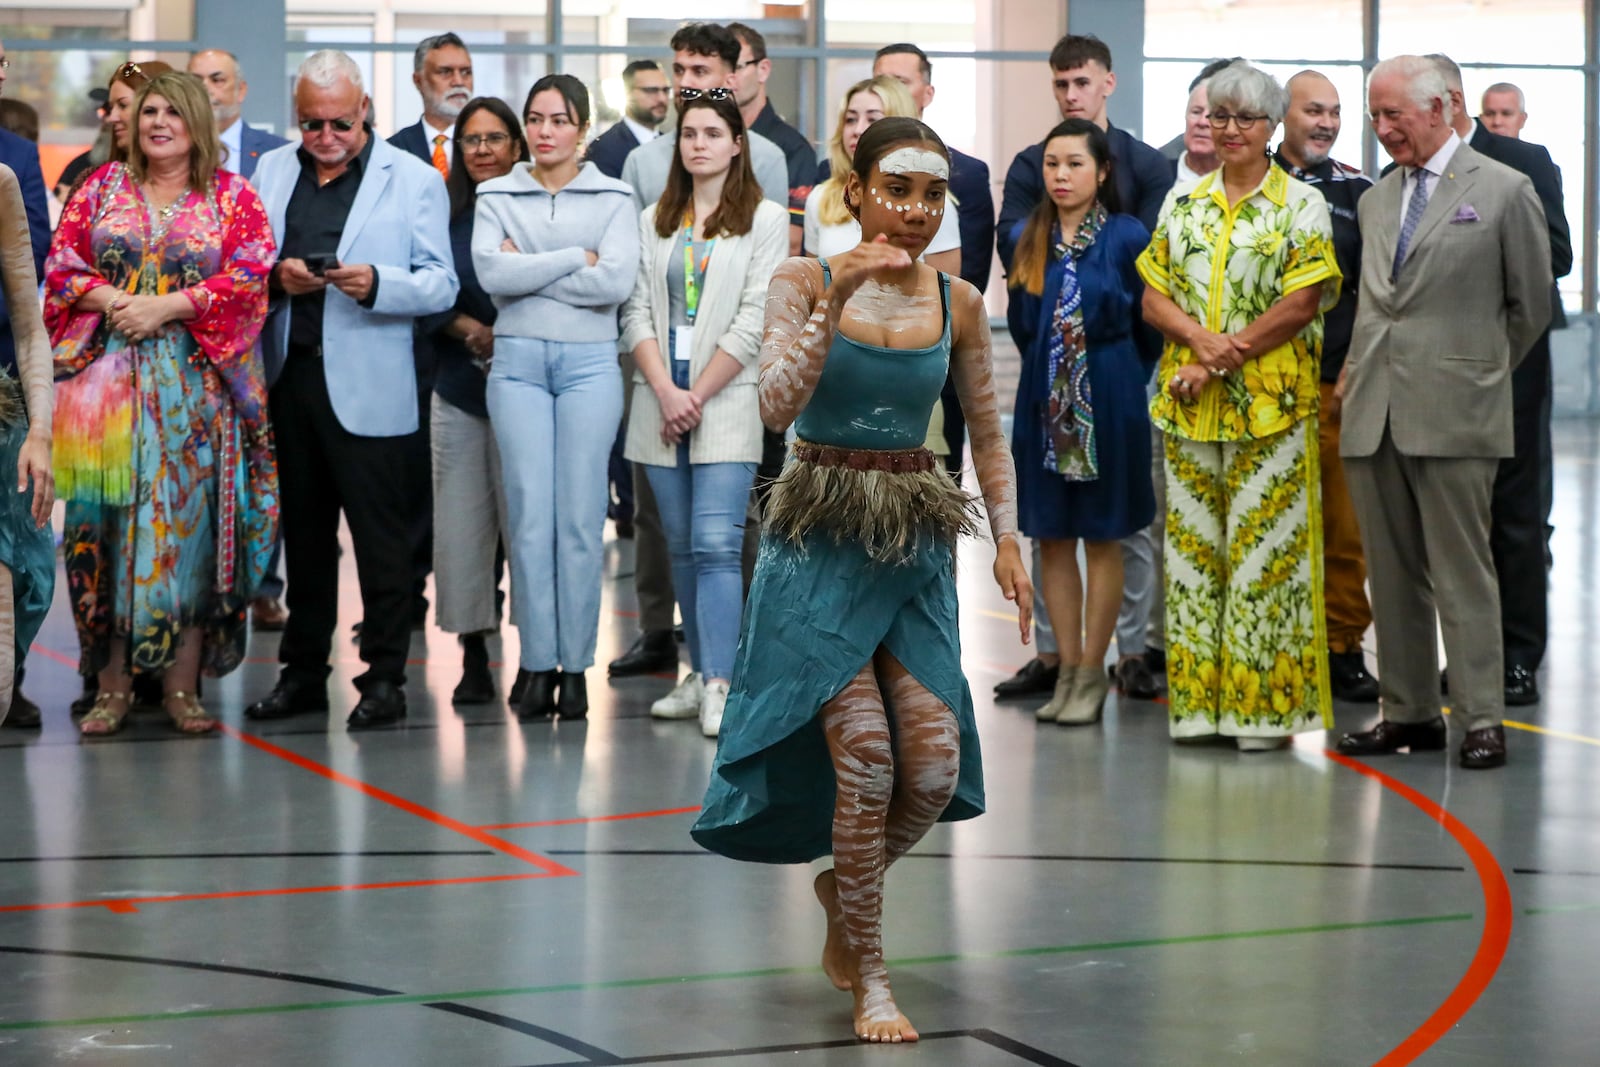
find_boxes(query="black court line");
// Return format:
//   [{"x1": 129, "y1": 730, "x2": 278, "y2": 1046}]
[
  {"x1": 540, "y1": 848, "x2": 1464, "y2": 873},
  {"x1": 0, "y1": 849, "x2": 494, "y2": 864},
  {"x1": 0, "y1": 945, "x2": 619, "y2": 1059},
  {"x1": 525, "y1": 1028, "x2": 1082, "y2": 1066},
  {"x1": 1513, "y1": 868, "x2": 1600, "y2": 877}
]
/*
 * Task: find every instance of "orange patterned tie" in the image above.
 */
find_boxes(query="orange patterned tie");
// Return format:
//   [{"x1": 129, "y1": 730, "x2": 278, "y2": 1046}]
[{"x1": 432, "y1": 134, "x2": 449, "y2": 179}]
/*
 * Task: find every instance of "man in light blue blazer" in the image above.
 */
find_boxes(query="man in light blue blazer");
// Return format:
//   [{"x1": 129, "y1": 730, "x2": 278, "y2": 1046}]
[{"x1": 247, "y1": 50, "x2": 457, "y2": 730}]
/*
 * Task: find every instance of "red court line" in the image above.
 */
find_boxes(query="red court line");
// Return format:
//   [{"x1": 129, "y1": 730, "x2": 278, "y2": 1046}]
[
  {"x1": 1325, "y1": 752, "x2": 1513, "y2": 1066},
  {"x1": 0, "y1": 873, "x2": 544, "y2": 915},
  {"x1": 481, "y1": 805, "x2": 702, "y2": 831},
  {"x1": 27, "y1": 643, "x2": 77, "y2": 670},
  {"x1": 218, "y1": 724, "x2": 578, "y2": 877}
]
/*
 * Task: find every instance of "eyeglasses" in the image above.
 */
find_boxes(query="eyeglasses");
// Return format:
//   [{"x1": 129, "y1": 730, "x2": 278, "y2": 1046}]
[
  {"x1": 636, "y1": 86, "x2": 671, "y2": 96},
  {"x1": 1207, "y1": 111, "x2": 1267, "y2": 131},
  {"x1": 118, "y1": 61, "x2": 151, "y2": 85},
  {"x1": 678, "y1": 87, "x2": 733, "y2": 102},
  {"x1": 734, "y1": 58, "x2": 761, "y2": 72},
  {"x1": 298, "y1": 117, "x2": 358, "y2": 133},
  {"x1": 460, "y1": 132, "x2": 512, "y2": 150}
]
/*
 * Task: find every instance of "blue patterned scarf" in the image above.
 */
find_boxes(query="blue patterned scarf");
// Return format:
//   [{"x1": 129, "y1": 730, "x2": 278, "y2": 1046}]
[{"x1": 1044, "y1": 204, "x2": 1106, "y2": 479}]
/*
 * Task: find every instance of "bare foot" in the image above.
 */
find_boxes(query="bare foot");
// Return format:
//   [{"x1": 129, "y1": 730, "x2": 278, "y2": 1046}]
[
  {"x1": 813, "y1": 869, "x2": 852, "y2": 991},
  {"x1": 852, "y1": 977, "x2": 919, "y2": 1043}
]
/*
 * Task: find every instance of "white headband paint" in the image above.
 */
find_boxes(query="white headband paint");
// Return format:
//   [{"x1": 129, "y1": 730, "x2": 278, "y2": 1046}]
[{"x1": 877, "y1": 147, "x2": 949, "y2": 181}]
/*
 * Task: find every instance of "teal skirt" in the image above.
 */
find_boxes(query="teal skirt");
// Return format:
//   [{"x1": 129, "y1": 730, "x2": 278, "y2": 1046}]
[
  {"x1": 690, "y1": 529, "x2": 985, "y2": 864},
  {"x1": 0, "y1": 406, "x2": 56, "y2": 664}
]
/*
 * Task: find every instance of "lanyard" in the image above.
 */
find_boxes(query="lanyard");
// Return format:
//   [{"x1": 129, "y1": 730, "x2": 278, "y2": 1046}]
[{"x1": 681, "y1": 213, "x2": 715, "y2": 322}]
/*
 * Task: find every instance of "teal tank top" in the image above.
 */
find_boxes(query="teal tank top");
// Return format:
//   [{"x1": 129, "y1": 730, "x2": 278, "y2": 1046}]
[{"x1": 792, "y1": 260, "x2": 952, "y2": 451}]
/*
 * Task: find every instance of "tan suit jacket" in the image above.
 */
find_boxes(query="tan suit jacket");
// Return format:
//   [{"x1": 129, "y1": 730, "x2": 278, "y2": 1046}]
[{"x1": 1341, "y1": 142, "x2": 1552, "y2": 459}]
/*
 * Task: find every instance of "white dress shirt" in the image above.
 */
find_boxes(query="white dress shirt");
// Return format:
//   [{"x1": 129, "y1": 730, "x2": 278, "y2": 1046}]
[
  {"x1": 1398, "y1": 130, "x2": 1461, "y2": 228},
  {"x1": 219, "y1": 119, "x2": 243, "y2": 173},
  {"x1": 623, "y1": 115, "x2": 660, "y2": 146}
]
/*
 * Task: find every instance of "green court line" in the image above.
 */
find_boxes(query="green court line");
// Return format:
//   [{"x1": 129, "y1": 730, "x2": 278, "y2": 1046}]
[
  {"x1": 0, "y1": 912, "x2": 1472, "y2": 1032},
  {"x1": 1524, "y1": 902, "x2": 1600, "y2": 916}
]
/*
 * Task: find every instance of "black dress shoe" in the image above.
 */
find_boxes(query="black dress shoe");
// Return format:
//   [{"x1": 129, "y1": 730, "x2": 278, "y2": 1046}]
[
  {"x1": 517, "y1": 670, "x2": 559, "y2": 721},
  {"x1": 1114, "y1": 656, "x2": 1159, "y2": 700},
  {"x1": 1144, "y1": 647, "x2": 1167, "y2": 675},
  {"x1": 1460, "y1": 725, "x2": 1507, "y2": 769},
  {"x1": 246, "y1": 677, "x2": 330, "y2": 720},
  {"x1": 452, "y1": 634, "x2": 495, "y2": 705},
  {"x1": 557, "y1": 671, "x2": 588, "y2": 719},
  {"x1": 608, "y1": 631, "x2": 678, "y2": 677},
  {"x1": 1336, "y1": 717, "x2": 1448, "y2": 756},
  {"x1": 1504, "y1": 664, "x2": 1539, "y2": 707},
  {"x1": 994, "y1": 657, "x2": 1058, "y2": 700},
  {"x1": 509, "y1": 668, "x2": 533, "y2": 706},
  {"x1": 347, "y1": 681, "x2": 407, "y2": 730},
  {"x1": 3, "y1": 690, "x2": 41, "y2": 729},
  {"x1": 1329, "y1": 650, "x2": 1380, "y2": 703}
]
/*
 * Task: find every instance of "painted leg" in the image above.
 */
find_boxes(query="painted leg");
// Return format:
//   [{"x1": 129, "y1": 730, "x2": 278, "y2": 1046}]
[{"x1": 0, "y1": 565, "x2": 13, "y2": 720}]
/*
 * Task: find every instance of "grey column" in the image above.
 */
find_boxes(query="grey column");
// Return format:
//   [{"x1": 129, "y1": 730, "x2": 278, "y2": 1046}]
[
  {"x1": 195, "y1": 0, "x2": 288, "y2": 134},
  {"x1": 1068, "y1": 0, "x2": 1146, "y2": 139}
]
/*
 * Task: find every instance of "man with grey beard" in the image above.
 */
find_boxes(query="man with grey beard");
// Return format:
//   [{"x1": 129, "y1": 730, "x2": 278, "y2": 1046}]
[
  {"x1": 389, "y1": 32, "x2": 476, "y2": 630},
  {"x1": 1273, "y1": 69, "x2": 1379, "y2": 705}
]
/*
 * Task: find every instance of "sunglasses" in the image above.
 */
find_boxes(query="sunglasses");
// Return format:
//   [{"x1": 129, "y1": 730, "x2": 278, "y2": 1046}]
[
  {"x1": 677, "y1": 87, "x2": 733, "y2": 102},
  {"x1": 118, "y1": 61, "x2": 151, "y2": 85},
  {"x1": 298, "y1": 117, "x2": 358, "y2": 133}
]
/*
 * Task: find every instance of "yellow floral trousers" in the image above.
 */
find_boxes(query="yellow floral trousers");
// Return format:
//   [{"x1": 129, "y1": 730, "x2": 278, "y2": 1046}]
[{"x1": 1164, "y1": 420, "x2": 1331, "y2": 739}]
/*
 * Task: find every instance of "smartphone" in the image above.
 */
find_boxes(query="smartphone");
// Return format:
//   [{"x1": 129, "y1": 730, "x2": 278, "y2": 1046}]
[{"x1": 304, "y1": 252, "x2": 339, "y2": 276}]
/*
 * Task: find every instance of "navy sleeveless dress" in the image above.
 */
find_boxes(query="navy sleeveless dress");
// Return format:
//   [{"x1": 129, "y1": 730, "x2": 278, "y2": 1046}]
[{"x1": 691, "y1": 264, "x2": 985, "y2": 864}]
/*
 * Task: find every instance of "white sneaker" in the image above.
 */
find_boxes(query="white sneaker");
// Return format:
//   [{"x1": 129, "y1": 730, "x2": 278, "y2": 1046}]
[
  {"x1": 700, "y1": 679, "x2": 729, "y2": 738},
  {"x1": 651, "y1": 672, "x2": 704, "y2": 719}
]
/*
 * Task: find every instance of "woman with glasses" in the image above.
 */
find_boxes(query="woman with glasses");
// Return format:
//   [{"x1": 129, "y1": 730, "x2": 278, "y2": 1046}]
[
  {"x1": 421, "y1": 97, "x2": 528, "y2": 707},
  {"x1": 1004, "y1": 118, "x2": 1159, "y2": 726},
  {"x1": 46, "y1": 70, "x2": 277, "y2": 736},
  {"x1": 474, "y1": 74, "x2": 639, "y2": 722},
  {"x1": 618, "y1": 91, "x2": 786, "y2": 738},
  {"x1": 1136, "y1": 61, "x2": 1341, "y2": 750}
]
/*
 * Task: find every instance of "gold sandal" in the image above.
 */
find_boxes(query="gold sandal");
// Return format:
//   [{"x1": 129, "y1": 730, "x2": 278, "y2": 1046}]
[
  {"x1": 164, "y1": 691, "x2": 218, "y2": 735},
  {"x1": 79, "y1": 691, "x2": 133, "y2": 737}
]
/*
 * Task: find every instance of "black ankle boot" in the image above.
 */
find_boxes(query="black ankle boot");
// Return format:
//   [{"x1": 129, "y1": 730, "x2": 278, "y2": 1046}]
[
  {"x1": 452, "y1": 634, "x2": 495, "y2": 705},
  {"x1": 509, "y1": 668, "x2": 533, "y2": 706},
  {"x1": 557, "y1": 671, "x2": 588, "y2": 719},
  {"x1": 516, "y1": 670, "x2": 559, "y2": 721}
]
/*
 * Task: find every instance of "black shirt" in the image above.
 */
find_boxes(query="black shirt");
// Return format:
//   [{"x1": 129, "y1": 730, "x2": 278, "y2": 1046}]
[
  {"x1": 749, "y1": 100, "x2": 816, "y2": 226},
  {"x1": 422, "y1": 208, "x2": 498, "y2": 418},
  {"x1": 1274, "y1": 150, "x2": 1372, "y2": 380},
  {"x1": 280, "y1": 129, "x2": 377, "y2": 351}
]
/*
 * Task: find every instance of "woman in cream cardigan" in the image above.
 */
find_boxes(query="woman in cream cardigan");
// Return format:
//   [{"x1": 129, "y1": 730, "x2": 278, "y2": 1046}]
[{"x1": 621, "y1": 91, "x2": 787, "y2": 738}]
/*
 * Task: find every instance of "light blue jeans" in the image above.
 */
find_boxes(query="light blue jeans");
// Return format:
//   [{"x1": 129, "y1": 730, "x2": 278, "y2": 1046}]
[
  {"x1": 644, "y1": 446, "x2": 755, "y2": 682},
  {"x1": 487, "y1": 337, "x2": 622, "y2": 671}
]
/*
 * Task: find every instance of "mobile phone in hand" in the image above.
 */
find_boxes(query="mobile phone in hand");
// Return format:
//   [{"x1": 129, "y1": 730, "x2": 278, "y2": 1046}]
[{"x1": 304, "y1": 252, "x2": 339, "y2": 276}]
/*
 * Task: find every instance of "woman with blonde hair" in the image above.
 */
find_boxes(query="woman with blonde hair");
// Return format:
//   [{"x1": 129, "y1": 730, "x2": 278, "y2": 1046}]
[{"x1": 46, "y1": 69, "x2": 278, "y2": 736}]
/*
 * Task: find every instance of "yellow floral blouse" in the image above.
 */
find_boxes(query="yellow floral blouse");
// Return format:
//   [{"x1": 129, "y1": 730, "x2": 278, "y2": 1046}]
[{"x1": 1136, "y1": 164, "x2": 1341, "y2": 442}]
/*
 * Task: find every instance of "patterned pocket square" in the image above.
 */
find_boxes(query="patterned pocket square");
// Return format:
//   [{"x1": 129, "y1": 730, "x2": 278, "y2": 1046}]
[{"x1": 1451, "y1": 204, "x2": 1481, "y2": 223}]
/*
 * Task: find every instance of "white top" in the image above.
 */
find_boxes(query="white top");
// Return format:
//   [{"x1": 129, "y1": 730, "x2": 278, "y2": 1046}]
[
  {"x1": 802, "y1": 183, "x2": 961, "y2": 259},
  {"x1": 423, "y1": 118, "x2": 454, "y2": 160},
  {"x1": 623, "y1": 115, "x2": 660, "y2": 146},
  {"x1": 1399, "y1": 130, "x2": 1461, "y2": 228},
  {"x1": 219, "y1": 119, "x2": 242, "y2": 173}
]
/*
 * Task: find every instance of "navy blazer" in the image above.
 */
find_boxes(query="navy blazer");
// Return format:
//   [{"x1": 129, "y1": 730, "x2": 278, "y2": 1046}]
[
  {"x1": 235, "y1": 122, "x2": 289, "y2": 180},
  {"x1": 0, "y1": 129, "x2": 49, "y2": 375},
  {"x1": 998, "y1": 124, "x2": 1174, "y2": 270},
  {"x1": 390, "y1": 120, "x2": 435, "y2": 166},
  {"x1": 586, "y1": 121, "x2": 642, "y2": 181}
]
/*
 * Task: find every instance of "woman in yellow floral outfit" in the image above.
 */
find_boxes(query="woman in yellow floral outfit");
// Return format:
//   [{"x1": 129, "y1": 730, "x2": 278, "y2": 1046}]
[{"x1": 1136, "y1": 61, "x2": 1340, "y2": 750}]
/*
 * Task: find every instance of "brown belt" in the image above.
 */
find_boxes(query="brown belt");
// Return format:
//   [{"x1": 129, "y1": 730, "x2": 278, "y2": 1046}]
[{"x1": 793, "y1": 439, "x2": 937, "y2": 474}]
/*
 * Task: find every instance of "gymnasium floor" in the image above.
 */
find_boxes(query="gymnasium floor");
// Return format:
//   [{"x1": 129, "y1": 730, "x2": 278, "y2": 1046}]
[{"x1": 1, "y1": 421, "x2": 1597, "y2": 1066}]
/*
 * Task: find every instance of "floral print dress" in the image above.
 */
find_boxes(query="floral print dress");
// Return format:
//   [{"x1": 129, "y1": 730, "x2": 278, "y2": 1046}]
[
  {"x1": 45, "y1": 163, "x2": 277, "y2": 677},
  {"x1": 1136, "y1": 164, "x2": 1342, "y2": 740}
]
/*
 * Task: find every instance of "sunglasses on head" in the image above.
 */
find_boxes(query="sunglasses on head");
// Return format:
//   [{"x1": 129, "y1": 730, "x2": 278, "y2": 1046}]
[
  {"x1": 298, "y1": 117, "x2": 358, "y2": 133},
  {"x1": 677, "y1": 87, "x2": 733, "y2": 102},
  {"x1": 118, "y1": 61, "x2": 151, "y2": 85}
]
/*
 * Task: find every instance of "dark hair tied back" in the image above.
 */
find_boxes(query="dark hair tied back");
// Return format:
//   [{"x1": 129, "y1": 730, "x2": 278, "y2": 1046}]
[
  {"x1": 522, "y1": 73, "x2": 590, "y2": 128},
  {"x1": 850, "y1": 117, "x2": 950, "y2": 185}
]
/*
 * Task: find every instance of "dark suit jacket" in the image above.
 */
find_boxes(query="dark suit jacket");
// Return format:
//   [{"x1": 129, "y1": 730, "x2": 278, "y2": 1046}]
[
  {"x1": 812, "y1": 148, "x2": 995, "y2": 292},
  {"x1": 586, "y1": 121, "x2": 642, "y2": 180},
  {"x1": 1469, "y1": 123, "x2": 1570, "y2": 329},
  {"x1": 390, "y1": 121, "x2": 435, "y2": 167},
  {"x1": 0, "y1": 129, "x2": 49, "y2": 375},
  {"x1": 235, "y1": 122, "x2": 289, "y2": 180},
  {"x1": 998, "y1": 123, "x2": 1173, "y2": 270}
]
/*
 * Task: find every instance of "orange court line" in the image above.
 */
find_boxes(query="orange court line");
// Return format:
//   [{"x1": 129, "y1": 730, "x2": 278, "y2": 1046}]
[
  {"x1": 218, "y1": 724, "x2": 579, "y2": 878},
  {"x1": 0, "y1": 873, "x2": 545, "y2": 915},
  {"x1": 481, "y1": 805, "x2": 703, "y2": 831},
  {"x1": 1325, "y1": 751, "x2": 1513, "y2": 1066},
  {"x1": 26, "y1": 643, "x2": 77, "y2": 670}
]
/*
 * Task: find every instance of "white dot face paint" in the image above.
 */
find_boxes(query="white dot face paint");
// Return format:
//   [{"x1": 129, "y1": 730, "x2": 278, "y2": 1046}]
[{"x1": 877, "y1": 147, "x2": 950, "y2": 181}]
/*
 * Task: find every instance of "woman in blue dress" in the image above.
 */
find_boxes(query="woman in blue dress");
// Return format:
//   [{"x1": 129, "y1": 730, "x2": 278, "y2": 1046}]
[
  {"x1": 692, "y1": 118, "x2": 1031, "y2": 1044},
  {"x1": 1005, "y1": 119, "x2": 1158, "y2": 726}
]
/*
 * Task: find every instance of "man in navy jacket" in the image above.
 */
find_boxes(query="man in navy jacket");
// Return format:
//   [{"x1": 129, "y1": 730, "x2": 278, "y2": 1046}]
[{"x1": 189, "y1": 50, "x2": 288, "y2": 180}]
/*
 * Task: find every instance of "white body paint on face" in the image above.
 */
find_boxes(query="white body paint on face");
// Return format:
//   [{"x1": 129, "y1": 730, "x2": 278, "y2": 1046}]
[{"x1": 878, "y1": 147, "x2": 949, "y2": 181}]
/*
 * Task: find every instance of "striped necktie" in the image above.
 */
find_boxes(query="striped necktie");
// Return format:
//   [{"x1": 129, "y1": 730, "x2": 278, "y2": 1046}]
[
  {"x1": 432, "y1": 134, "x2": 449, "y2": 179},
  {"x1": 1391, "y1": 168, "x2": 1430, "y2": 280}
]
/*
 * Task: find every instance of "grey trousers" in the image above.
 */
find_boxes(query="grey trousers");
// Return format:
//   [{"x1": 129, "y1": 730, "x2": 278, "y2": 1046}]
[
  {"x1": 1344, "y1": 430, "x2": 1503, "y2": 732},
  {"x1": 430, "y1": 394, "x2": 508, "y2": 635},
  {"x1": 621, "y1": 359, "x2": 678, "y2": 636}
]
